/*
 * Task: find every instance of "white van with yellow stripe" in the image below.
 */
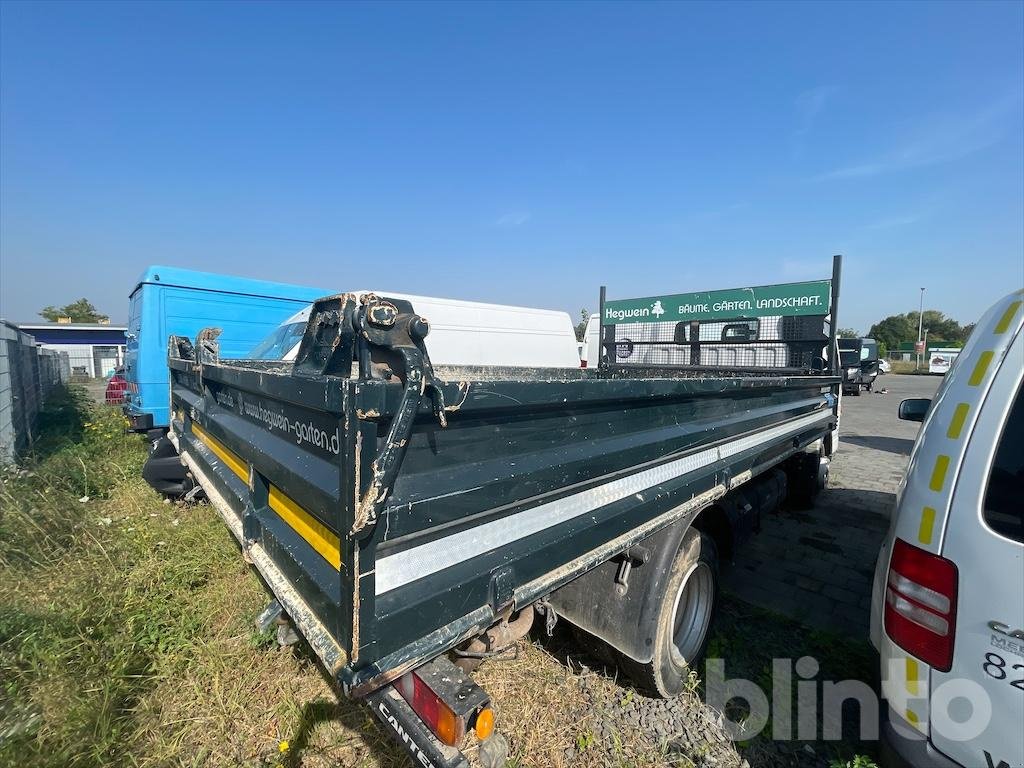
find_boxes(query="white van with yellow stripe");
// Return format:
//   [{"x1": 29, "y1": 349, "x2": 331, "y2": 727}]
[{"x1": 870, "y1": 289, "x2": 1024, "y2": 768}]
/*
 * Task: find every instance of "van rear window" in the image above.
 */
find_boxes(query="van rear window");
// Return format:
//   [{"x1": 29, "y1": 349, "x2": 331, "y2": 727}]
[{"x1": 983, "y1": 386, "x2": 1023, "y2": 543}]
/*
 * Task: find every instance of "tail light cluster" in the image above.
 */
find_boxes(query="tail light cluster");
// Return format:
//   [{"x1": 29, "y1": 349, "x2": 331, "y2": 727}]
[
  {"x1": 394, "y1": 664, "x2": 494, "y2": 747},
  {"x1": 884, "y1": 538, "x2": 959, "y2": 671}
]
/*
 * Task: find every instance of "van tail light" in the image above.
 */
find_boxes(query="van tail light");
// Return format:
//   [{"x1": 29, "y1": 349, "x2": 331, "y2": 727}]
[
  {"x1": 580, "y1": 360, "x2": 588, "y2": 368},
  {"x1": 884, "y1": 538, "x2": 958, "y2": 671}
]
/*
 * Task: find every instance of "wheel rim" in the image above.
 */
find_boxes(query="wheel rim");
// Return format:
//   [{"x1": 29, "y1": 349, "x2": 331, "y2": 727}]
[{"x1": 669, "y1": 561, "x2": 715, "y2": 666}]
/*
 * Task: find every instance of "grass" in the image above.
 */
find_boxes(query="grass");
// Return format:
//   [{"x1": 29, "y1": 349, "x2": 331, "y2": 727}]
[
  {"x1": 887, "y1": 360, "x2": 927, "y2": 375},
  {"x1": 0, "y1": 388, "x2": 405, "y2": 768},
  {"x1": 0, "y1": 387, "x2": 879, "y2": 768}
]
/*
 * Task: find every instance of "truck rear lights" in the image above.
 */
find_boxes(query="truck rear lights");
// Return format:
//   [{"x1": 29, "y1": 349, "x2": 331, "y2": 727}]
[
  {"x1": 473, "y1": 706, "x2": 495, "y2": 740},
  {"x1": 393, "y1": 656, "x2": 495, "y2": 749},
  {"x1": 395, "y1": 670, "x2": 463, "y2": 745},
  {"x1": 884, "y1": 538, "x2": 958, "y2": 671}
]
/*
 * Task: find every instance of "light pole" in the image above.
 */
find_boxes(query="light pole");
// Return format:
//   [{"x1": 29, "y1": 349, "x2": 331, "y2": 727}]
[{"x1": 916, "y1": 287, "x2": 926, "y2": 371}]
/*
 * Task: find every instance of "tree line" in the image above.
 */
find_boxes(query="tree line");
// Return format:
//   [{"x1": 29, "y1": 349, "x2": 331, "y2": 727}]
[
  {"x1": 39, "y1": 298, "x2": 109, "y2": 323},
  {"x1": 845, "y1": 310, "x2": 974, "y2": 354}
]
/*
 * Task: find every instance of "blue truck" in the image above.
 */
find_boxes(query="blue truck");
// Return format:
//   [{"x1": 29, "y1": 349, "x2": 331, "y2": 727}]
[{"x1": 123, "y1": 266, "x2": 327, "y2": 493}]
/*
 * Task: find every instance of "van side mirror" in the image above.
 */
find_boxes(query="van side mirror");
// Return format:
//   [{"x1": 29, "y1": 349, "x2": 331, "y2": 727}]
[{"x1": 898, "y1": 398, "x2": 931, "y2": 422}]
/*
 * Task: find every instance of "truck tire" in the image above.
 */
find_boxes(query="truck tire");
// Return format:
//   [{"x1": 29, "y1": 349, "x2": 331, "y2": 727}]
[
  {"x1": 787, "y1": 451, "x2": 826, "y2": 508},
  {"x1": 618, "y1": 528, "x2": 718, "y2": 697}
]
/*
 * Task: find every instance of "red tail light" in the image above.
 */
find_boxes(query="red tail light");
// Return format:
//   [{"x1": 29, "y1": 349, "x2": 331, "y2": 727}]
[
  {"x1": 884, "y1": 538, "x2": 958, "y2": 671},
  {"x1": 395, "y1": 669, "x2": 464, "y2": 746},
  {"x1": 580, "y1": 360, "x2": 588, "y2": 368}
]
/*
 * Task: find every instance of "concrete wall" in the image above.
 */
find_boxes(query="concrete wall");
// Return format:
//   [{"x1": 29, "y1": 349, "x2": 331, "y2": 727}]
[{"x1": 0, "y1": 321, "x2": 69, "y2": 465}]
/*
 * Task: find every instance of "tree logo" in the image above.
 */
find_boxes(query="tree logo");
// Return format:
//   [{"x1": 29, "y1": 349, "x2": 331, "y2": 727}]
[{"x1": 651, "y1": 300, "x2": 665, "y2": 318}]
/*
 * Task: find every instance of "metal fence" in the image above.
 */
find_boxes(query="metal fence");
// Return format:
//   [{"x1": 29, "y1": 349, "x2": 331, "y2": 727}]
[
  {"x1": 0, "y1": 321, "x2": 70, "y2": 465},
  {"x1": 40, "y1": 343, "x2": 125, "y2": 379},
  {"x1": 599, "y1": 314, "x2": 831, "y2": 371}
]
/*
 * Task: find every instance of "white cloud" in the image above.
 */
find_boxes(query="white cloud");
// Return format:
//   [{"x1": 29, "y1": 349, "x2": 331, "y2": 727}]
[
  {"x1": 816, "y1": 93, "x2": 1021, "y2": 181},
  {"x1": 795, "y1": 85, "x2": 839, "y2": 138},
  {"x1": 495, "y1": 211, "x2": 531, "y2": 227}
]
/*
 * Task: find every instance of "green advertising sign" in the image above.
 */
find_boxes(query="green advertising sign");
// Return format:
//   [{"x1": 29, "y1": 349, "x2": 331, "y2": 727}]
[{"x1": 602, "y1": 280, "x2": 832, "y2": 325}]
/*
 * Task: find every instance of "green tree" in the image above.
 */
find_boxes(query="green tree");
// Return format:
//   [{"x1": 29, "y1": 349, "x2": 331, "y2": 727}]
[
  {"x1": 39, "y1": 298, "x2": 109, "y2": 323},
  {"x1": 867, "y1": 314, "x2": 917, "y2": 351},
  {"x1": 837, "y1": 328, "x2": 859, "y2": 338},
  {"x1": 904, "y1": 310, "x2": 964, "y2": 343},
  {"x1": 867, "y1": 308, "x2": 970, "y2": 351},
  {"x1": 575, "y1": 309, "x2": 590, "y2": 342}
]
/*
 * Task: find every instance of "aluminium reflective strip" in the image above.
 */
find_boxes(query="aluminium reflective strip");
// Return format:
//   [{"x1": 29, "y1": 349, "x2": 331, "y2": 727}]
[{"x1": 374, "y1": 409, "x2": 829, "y2": 595}]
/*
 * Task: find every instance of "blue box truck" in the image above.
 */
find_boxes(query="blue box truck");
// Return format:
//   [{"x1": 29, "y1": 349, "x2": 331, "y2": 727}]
[
  {"x1": 123, "y1": 266, "x2": 328, "y2": 494},
  {"x1": 124, "y1": 266, "x2": 328, "y2": 432}
]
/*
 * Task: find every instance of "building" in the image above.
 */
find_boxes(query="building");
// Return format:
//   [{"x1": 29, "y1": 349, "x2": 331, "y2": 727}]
[{"x1": 15, "y1": 322, "x2": 127, "y2": 378}]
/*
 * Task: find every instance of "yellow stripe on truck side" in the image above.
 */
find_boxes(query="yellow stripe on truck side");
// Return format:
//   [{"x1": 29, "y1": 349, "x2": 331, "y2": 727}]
[
  {"x1": 268, "y1": 485, "x2": 342, "y2": 570},
  {"x1": 192, "y1": 423, "x2": 249, "y2": 483}
]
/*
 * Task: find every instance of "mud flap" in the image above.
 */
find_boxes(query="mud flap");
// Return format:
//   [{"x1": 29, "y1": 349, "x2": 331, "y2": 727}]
[
  {"x1": 366, "y1": 686, "x2": 469, "y2": 768},
  {"x1": 142, "y1": 436, "x2": 188, "y2": 496}
]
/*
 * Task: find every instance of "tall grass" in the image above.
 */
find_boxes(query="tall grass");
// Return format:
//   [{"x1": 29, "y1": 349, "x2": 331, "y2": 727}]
[{"x1": 0, "y1": 388, "x2": 405, "y2": 768}]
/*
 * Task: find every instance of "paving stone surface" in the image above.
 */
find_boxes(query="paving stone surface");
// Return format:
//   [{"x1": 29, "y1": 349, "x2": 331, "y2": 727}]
[{"x1": 720, "y1": 374, "x2": 943, "y2": 638}]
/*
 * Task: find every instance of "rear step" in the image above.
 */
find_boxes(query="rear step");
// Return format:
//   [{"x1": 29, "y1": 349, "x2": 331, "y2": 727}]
[{"x1": 367, "y1": 655, "x2": 496, "y2": 768}]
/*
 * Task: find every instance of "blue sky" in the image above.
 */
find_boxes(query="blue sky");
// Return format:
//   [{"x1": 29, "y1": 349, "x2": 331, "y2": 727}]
[{"x1": 1, "y1": 1, "x2": 1021, "y2": 333}]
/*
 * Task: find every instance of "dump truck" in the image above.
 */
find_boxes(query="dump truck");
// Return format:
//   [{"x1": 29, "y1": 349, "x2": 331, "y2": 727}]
[{"x1": 166, "y1": 257, "x2": 843, "y2": 767}]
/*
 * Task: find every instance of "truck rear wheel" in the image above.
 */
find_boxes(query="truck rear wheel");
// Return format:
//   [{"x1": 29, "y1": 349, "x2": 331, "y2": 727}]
[
  {"x1": 786, "y1": 451, "x2": 826, "y2": 509},
  {"x1": 619, "y1": 528, "x2": 718, "y2": 697}
]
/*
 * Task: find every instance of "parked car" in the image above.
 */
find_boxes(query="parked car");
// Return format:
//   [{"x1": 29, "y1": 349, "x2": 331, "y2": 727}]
[
  {"x1": 104, "y1": 366, "x2": 128, "y2": 405},
  {"x1": 878, "y1": 358, "x2": 892, "y2": 374},
  {"x1": 870, "y1": 290, "x2": 1023, "y2": 768}
]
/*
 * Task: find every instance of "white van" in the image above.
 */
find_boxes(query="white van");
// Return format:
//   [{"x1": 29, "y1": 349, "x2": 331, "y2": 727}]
[
  {"x1": 869, "y1": 289, "x2": 1023, "y2": 768},
  {"x1": 251, "y1": 292, "x2": 582, "y2": 369},
  {"x1": 928, "y1": 348, "x2": 962, "y2": 376}
]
